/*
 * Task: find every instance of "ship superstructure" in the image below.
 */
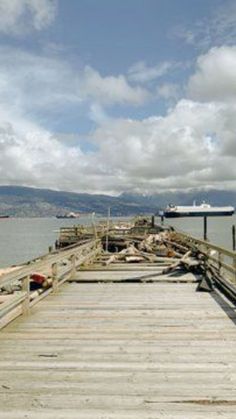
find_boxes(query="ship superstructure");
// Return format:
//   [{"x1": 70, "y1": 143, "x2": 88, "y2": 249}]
[{"x1": 163, "y1": 202, "x2": 235, "y2": 218}]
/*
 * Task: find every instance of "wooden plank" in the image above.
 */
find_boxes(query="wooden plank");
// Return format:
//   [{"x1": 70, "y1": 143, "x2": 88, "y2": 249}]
[
  {"x1": 0, "y1": 268, "x2": 236, "y2": 417},
  {"x1": 70, "y1": 270, "x2": 198, "y2": 283}
]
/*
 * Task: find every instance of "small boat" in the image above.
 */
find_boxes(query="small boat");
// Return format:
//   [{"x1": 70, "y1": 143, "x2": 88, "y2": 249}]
[
  {"x1": 162, "y1": 202, "x2": 235, "y2": 218},
  {"x1": 56, "y1": 212, "x2": 80, "y2": 219},
  {"x1": 0, "y1": 215, "x2": 10, "y2": 219}
]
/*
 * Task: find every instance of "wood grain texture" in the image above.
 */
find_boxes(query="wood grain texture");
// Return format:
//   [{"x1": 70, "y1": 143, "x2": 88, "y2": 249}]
[{"x1": 0, "y1": 265, "x2": 236, "y2": 418}]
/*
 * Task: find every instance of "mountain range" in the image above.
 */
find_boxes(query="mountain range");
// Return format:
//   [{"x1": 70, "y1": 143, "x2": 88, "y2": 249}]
[{"x1": 0, "y1": 186, "x2": 236, "y2": 217}]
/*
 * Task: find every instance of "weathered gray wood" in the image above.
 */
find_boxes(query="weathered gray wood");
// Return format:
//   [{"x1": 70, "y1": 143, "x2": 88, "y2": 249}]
[
  {"x1": 0, "y1": 263, "x2": 236, "y2": 418},
  {"x1": 70, "y1": 269, "x2": 198, "y2": 283},
  {"x1": 0, "y1": 239, "x2": 101, "y2": 289},
  {"x1": 0, "y1": 240, "x2": 102, "y2": 329}
]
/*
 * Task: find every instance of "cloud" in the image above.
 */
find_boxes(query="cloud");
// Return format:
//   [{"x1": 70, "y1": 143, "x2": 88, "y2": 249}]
[
  {"x1": 188, "y1": 46, "x2": 236, "y2": 102},
  {"x1": 82, "y1": 66, "x2": 149, "y2": 105},
  {"x1": 1, "y1": 43, "x2": 236, "y2": 194},
  {"x1": 157, "y1": 83, "x2": 180, "y2": 101},
  {"x1": 0, "y1": 46, "x2": 81, "y2": 115},
  {"x1": 0, "y1": 46, "x2": 150, "y2": 193},
  {"x1": 88, "y1": 100, "x2": 219, "y2": 192},
  {"x1": 173, "y1": 1, "x2": 236, "y2": 50},
  {"x1": 87, "y1": 96, "x2": 236, "y2": 193},
  {"x1": 0, "y1": 46, "x2": 150, "y2": 126},
  {"x1": 89, "y1": 103, "x2": 110, "y2": 125},
  {"x1": 128, "y1": 61, "x2": 173, "y2": 83},
  {"x1": 0, "y1": 109, "x2": 101, "y2": 192},
  {"x1": 1, "y1": 95, "x2": 236, "y2": 194},
  {"x1": 209, "y1": 1, "x2": 236, "y2": 46},
  {"x1": 0, "y1": 0, "x2": 57, "y2": 35}
]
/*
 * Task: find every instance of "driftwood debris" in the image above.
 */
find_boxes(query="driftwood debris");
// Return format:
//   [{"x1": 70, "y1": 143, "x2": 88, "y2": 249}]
[
  {"x1": 104, "y1": 233, "x2": 185, "y2": 266},
  {"x1": 162, "y1": 250, "x2": 201, "y2": 274}
]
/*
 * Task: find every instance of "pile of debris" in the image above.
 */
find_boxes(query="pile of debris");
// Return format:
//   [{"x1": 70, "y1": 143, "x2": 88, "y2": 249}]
[{"x1": 104, "y1": 231, "x2": 203, "y2": 275}]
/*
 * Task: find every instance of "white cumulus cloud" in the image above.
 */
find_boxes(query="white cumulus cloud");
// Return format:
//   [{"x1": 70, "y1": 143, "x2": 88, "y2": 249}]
[
  {"x1": 128, "y1": 61, "x2": 173, "y2": 83},
  {"x1": 82, "y1": 66, "x2": 149, "y2": 105},
  {"x1": 0, "y1": 0, "x2": 57, "y2": 35},
  {"x1": 1, "y1": 95, "x2": 236, "y2": 194},
  {"x1": 1, "y1": 43, "x2": 236, "y2": 194},
  {"x1": 188, "y1": 46, "x2": 236, "y2": 102},
  {"x1": 0, "y1": 46, "x2": 150, "y2": 119},
  {"x1": 157, "y1": 83, "x2": 180, "y2": 100}
]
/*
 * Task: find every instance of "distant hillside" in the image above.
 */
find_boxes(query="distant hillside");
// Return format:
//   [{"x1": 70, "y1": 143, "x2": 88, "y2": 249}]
[
  {"x1": 0, "y1": 186, "x2": 235, "y2": 217},
  {"x1": 0, "y1": 186, "x2": 157, "y2": 217},
  {"x1": 120, "y1": 190, "x2": 236, "y2": 208}
]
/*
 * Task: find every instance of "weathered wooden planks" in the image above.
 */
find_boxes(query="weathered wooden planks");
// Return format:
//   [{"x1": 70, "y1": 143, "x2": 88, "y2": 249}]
[
  {"x1": 71, "y1": 263, "x2": 198, "y2": 283},
  {"x1": 0, "y1": 265, "x2": 236, "y2": 418}
]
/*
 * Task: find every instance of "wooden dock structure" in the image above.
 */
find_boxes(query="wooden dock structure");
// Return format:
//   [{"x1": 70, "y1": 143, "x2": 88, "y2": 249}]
[{"x1": 1, "y1": 227, "x2": 236, "y2": 418}]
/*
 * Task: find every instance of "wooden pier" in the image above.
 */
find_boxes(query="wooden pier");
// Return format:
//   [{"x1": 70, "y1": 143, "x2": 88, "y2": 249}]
[{"x1": 1, "y1": 226, "x2": 236, "y2": 418}]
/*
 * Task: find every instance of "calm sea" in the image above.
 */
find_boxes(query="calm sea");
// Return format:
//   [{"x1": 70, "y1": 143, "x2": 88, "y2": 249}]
[{"x1": 0, "y1": 215, "x2": 236, "y2": 268}]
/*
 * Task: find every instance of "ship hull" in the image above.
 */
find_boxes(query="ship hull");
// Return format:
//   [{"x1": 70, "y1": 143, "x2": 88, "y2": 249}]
[
  {"x1": 164, "y1": 210, "x2": 234, "y2": 218},
  {"x1": 56, "y1": 216, "x2": 79, "y2": 219}
]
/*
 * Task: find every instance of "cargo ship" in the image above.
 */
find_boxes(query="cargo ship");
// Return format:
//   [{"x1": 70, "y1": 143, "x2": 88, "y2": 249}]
[
  {"x1": 56, "y1": 212, "x2": 80, "y2": 219},
  {"x1": 162, "y1": 202, "x2": 235, "y2": 218}
]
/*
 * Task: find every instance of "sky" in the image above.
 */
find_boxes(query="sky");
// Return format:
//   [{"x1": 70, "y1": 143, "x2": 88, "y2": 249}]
[{"x1": 1, "y1": 0, "x2": 236, "y2": 195}]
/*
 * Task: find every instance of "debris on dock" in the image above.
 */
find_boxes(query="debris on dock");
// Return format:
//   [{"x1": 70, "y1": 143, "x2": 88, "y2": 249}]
[
  {"x1": 1, "y1": 217, "x2": 236, "y2": 417},
  {"x1": 2, "y1": 216, "x2": 236, "y2": 310}
]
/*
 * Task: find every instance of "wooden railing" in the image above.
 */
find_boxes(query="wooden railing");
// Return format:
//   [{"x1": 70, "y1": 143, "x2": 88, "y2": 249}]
[
  {"x1": 57, "y1": 224, "x2": 108, "y2": 246},
  {"x1": 172, "y1": 231, "x2": 236, "y2": 283},
  {"x1": 0, "y1": 239, "x2": 102, "y2": 330}
]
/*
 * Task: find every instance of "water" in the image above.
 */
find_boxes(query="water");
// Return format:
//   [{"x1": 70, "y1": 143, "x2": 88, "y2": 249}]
[
  {"x1": 164, "y1": 215, "x2": 236, "y2": 249},
  {"x1": 0, "y1": 215, "x2": 235, "y2": 268},
  {"x1": 0, "y1": 216, "x2": 92, "y2": 268}
]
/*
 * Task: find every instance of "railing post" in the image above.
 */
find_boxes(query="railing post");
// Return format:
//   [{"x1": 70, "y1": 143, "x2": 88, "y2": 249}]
[
  {"x1": 232, "y1": 225, "x2": 236, "y2": 251},
  {"x1": 105, "y1": 207, "x2": 111, "y2": 252},
  {"x1": 203, "y1": 244, "x2": 210, "y2": 273},
  {"x1": 52, "y1": 262, "x2": 58, "y2": 292},
  {"x1": 233, "y1": 257, "x2": 236, "y2": 283},
  {"x1": 218, "y1": 251, "x2": 223, "y2": 275},
  {"x1": 22, "y1": 275, "x2": 30, "y2": 315},
  {"x1": 70, "y1": 254, "x2": 76, "y2": 279}
]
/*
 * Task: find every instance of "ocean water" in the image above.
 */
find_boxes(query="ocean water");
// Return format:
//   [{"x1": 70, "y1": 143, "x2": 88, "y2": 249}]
[
  {"x1": 0, "y1": 216, "x2": 92, "y2": 268},
  {"x1": 162, "y1": 215, "x2": 236, "y2": 249},
  {"x1": 0, "y1": 215, "x2": 235, "y2": 268}
]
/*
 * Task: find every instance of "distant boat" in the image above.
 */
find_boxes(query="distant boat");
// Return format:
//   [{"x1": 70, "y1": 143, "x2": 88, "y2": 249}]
[
  {"x1": 0, "y1": 215, "x2": 10, "y2": 219},
  {"x1": 162, "y1": 202, "x2": 235, "y2": 218},
  {"x1": 56, "y1": 212, "x2": 80, "y2": 219}
]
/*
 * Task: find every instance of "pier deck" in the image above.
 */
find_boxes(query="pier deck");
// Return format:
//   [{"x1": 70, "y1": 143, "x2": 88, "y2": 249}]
[{"x1": 1, "y1": 262, "x2": 236, "y2": 418}]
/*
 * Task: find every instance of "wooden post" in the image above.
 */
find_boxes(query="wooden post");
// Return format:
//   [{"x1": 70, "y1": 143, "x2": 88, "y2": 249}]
[
  {"x1": 52, "y1": 262, "x2": 58, "y2": 292},
  {"x1": 233, "y1": 257, "x2": 236, "y2": 283},
  {"x1": 105, "y1": 207, "x2": 111, "y2": 252},
  {"x1": 151, "y1": 215, "x2": 155, "y2": 228},
  {"x1": 203, "y1": 216, "x2": 208, "y2": 241},
  {"x1": 70, "y1": 254, "x2": 76, "y2": 279},
  {"x1": 91, "y1": 212, "x2": 97, "y2": 239},
  {"x1": 22, "y1": 275, "x2": 30, "y2": 315},
  {"x1": 232, "y1": 225, "x2": 236, "y2": 251},
  {"x1": 218, "y1": 251, "x2": 222, "y2": 275},
  {"x1": 159, "y1": 210, "x2": 164, "y2": 225}
]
